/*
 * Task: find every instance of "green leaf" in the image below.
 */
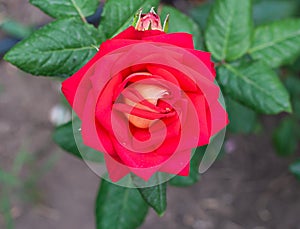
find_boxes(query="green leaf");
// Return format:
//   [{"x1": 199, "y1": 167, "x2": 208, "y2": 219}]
[
  {"x1": 53, "y1": 120, "x2": 104, "y2": 162},
  {"x1": 189, "y1": 2, "x2": 212, "y2": 30},
  {"x1": 226, "y1": 97, "x2": 258, "y2": 134},
  {"x1": 138, "y1": 174, "x2": 167, "y2": 216},
  {"x1": 289, "y1": 56, "x2": 300, "y2": 73},
  {"x1": 30, "y1": 0, "x2": 99, "y2": 18},
  {"x1": 95, "y1": 180, "x2": 148, "y2": 229},
  {"x1": 169, "y1": 147, "x2": 204, "y2": 187},
  {"x1": 289, "y1": 159, "x2": 300, "y2": 181},
  {"x1": 205, "y1": 0, "x2": 253, "y2": 61},
  {"x1": 99, "y1": 0, "x2": 159, "y2": 38},
  {"x1": 285, "y1": 75, "x2": 300, "y2": 97},
  {"x1": 249, "y1": 19, "x2": 300, "y2": 68},
  {"x1": 160, "y1": 5, "x2": 203, "y2": 50},
  {"x1": 4, "y1": 18, "x2": 104, "y2": 77},
  {"x1": 273, "y1": 117, "x2": 299, "y2": 156},
  {"x1": 293, "y1": 99, "x2": 300, "y2": 120},
  {"x1": 218, "y1": 61, "x2": 292, "y2": 114},
  {"x1": 253, "y1": 0, "x2": 300, "y2": 26},
  {"x1": 284, "y1": 76, "x2": 300, "y2": 119},
  {"x1": 53, "y1": 121, "x2": 81, "y2": 158}
]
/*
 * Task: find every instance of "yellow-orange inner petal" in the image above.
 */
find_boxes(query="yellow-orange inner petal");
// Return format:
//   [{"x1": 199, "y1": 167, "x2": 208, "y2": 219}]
[{"x1": 124, "y1": 84, "x2": 169, "y2": 128}]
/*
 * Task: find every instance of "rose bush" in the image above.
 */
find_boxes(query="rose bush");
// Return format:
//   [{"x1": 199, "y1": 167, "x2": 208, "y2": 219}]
[{"x1": 61, "y1": 12, "x2": 228, "y2": 182}]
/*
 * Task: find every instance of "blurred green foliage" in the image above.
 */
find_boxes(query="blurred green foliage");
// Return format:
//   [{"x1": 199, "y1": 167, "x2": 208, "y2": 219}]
[{"x1": 0, "y1": 20, "x2": 33, "y2": 39}]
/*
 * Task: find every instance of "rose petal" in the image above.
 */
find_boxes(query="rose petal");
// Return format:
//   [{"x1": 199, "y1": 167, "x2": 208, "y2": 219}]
[
  {"x1": 188, "y1": 49, "x2": 216, "y2": 78},
  {"x1": 146, "y1": 64, "x2": 180, "y2": 86},
  {"x1": 104, "y1": 154, "x2": 130, "y2": 182},
  {"x1": 159, "y1": 149, "x2": 191, "y2": 176},
  {"x1": 187, "y1": 93, "x2": 210, "y2": 146},
  {"x1": 209, "y1": 100, "x2": 229, "y2": 136},
  {"x1": 94, "y1": 73, "x2": 123, "y2": 132},
  {"x1": 81, "y1": 91, "x2": 115, "y2": 155},
  {"x1": 143, "y1": 33, "x2": 194, "y2": 49},
  {"x1": 156, "y1": 65, "x2": 199, "y2": 92}
]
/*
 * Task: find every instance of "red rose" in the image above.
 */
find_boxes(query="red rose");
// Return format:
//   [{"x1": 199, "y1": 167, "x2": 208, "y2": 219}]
[{"x1": 62, "y1": 14, "x2": 228, "y2": 182}]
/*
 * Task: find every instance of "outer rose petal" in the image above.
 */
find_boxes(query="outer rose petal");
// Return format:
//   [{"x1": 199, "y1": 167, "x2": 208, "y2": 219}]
[
  {"x1": 94, "y1": 73, "x2": 123, "y2": 132},
  {"x1": 187, "y1": 93, "x2": 210, "y2": 146},
  {"x1": 62, "y1": 52, "x2": 99, "y2": 112},
  {"x1": 142, "y1": 33, "x2": 194, "y2": 49},
  {"x1": 81, "y1": 91, "x2": 115, "y2": 155},
  {"x1": 188, "y1": 49, "x2": 216, "y2": 78},
  {"x1": 209, "y1": 100, "x2": 229, "y2": 136},
  {"x1": 159, "y1": 150, "x2": 191, "y2": 176},
  {"x1": 104, "y1": 154, "x2": 130, "y2": 182}
]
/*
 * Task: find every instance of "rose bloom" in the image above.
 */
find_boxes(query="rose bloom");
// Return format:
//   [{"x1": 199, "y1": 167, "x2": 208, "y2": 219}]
[{"x1": 62, "y1": 13, "x2": 228, "y2": 182}]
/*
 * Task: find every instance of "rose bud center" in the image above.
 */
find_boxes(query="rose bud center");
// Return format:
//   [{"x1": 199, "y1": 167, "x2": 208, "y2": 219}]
[{"x1": 124, "y1": 82, "x2": 170, "y2": 129}]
